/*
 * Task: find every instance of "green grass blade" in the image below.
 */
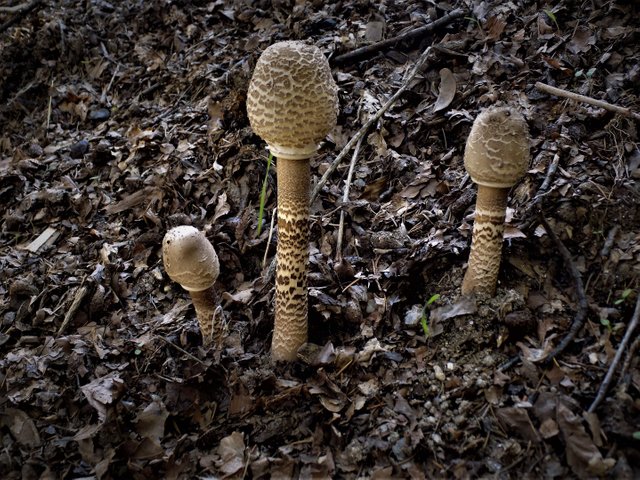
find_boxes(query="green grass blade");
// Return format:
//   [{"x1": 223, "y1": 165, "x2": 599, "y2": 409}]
[{"x1": 256, "y1": 152, "x2": 273, "y2": 236}]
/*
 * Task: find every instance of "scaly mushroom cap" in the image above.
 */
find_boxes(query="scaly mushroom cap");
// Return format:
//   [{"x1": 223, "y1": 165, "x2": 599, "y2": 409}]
[
  {"x1": 162, "y1": 226, "x2": 219, "y2": 292},
  {"x1": 246, "y1": 41, "x2": 338, "y2": 160},
  {"x1": 464, "y1": 106, "x2": 530, "y2": 188}
]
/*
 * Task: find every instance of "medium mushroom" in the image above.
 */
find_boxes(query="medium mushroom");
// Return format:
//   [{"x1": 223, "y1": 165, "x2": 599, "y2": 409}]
[
  {"x1": 162, "y1": 225, "x2": 221, "y2": 344},
  {"x1": 246, "y1": 41, "x2": 338, "y2": 361},
  {"x1": 461, "y1": 106, "x2": 530, "y2": 296}
]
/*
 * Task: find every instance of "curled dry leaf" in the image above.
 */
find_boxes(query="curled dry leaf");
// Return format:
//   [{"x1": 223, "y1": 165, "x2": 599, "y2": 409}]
[
  {"x1": 215, "y1": 431, "x2": 246, "y2": 476},
  {"x1": 433, "y1": 68, "x2": 457, "y2": 113},
  {"x1": 81, "y1": 374, "x2": 125, "y2": 423}
]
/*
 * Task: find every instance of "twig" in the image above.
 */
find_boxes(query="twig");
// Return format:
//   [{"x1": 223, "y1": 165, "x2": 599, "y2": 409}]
[
  {"x1": 536, "y1": 153, "x2": 560, "y2": 198},
  {"x1": 618, "y1": 334, "x2": 640, "y2": 386},
  {"x1": 588, "y1": 292, "x2": 640, "y2": 413},
  {"x1": 332, "y1": 8, "x2": 465, "y2": 64},
  {"x1": 0, "y1": 0, "x2": 43, "y2": 34},
  {"x1": 155, "y1": 335, "x2": 206, "y2": 366},
  {"x1": 519, "y1": 153, "x2": 560, "y2": 232},
  {"x1": 0, "y1": 2, "x2": 30, "y2": 13},
  {"x1": 335, "y1": 135, "x2": 365, "y2": 262},
  {"x1": 57, "y1": 281, "x2": 89, "y2": 336},
  {"x1": 599, "y1": 225, "x2": 619, "y2": 258},
  {"x1": 311, "y1": 45, "x2": 436, "y2": 203},
  {"x1": 540, "y1": 214, "x2": 589, "y2": 366},
  {"x1": 535, "y1": 82, "x2": 640, "y2": 121}
]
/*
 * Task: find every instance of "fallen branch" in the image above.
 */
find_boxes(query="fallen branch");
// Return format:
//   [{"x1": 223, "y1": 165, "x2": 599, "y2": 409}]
[
  {"x1": 535, "y1": 82, "x2": 640, "y2": 121},
  {"x1": 588, "y1": 292, "x2": 640, "y2": 413},
  {"x1": 540, "y1": 214, "x2": 589, "y2": 366},
  {"x1": 335, "y1": 135, "x2": 365, "y2": 262},
  {"x1": 312, "y1": 44, "x2": 436, "y2": 203},
  {"x1": 0, "y1": 0, "x2": 43, "y2": 34},
  {"x1": 333, "y1": 8, "x2": 464, "y2": 65},
  {"x1": 618, "y1": 334, "x2": 640, "y2": 386},
  {"x1": 0, "y1": 2, "x2": 30, "y2": 13}
]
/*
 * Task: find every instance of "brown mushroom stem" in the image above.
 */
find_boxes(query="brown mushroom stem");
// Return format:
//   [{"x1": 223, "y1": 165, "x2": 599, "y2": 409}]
[
  {"x1": 273, "y1": 157, "x2": 310, "y2": 361},
  {"x1": 461, "y1": 185, "x2": 509, "y2": 296},
  {"x1": 190, "y1": 287, "x2": 222, "y2": 346}
]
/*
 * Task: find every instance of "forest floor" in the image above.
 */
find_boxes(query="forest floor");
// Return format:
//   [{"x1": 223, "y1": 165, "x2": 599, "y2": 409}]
[{"x1": 1, "y1": 0, "x2": 639, "y2": 478}]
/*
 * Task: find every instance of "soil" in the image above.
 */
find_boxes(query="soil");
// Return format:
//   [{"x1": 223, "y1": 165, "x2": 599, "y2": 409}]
[{"x1": 1, "y1": 0, "x2": 639, "y2": 478}]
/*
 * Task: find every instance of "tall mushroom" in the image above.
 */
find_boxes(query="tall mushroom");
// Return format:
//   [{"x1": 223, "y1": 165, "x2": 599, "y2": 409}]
[
  {"x1": 162, "y1": 225, "x2": 221, "y2": 344},
  {"x1": 246, "y1": 41, "x2": 338, "y2": 361},
  {"x1": 461, "y1": 106, "x2": 530, "y2": 296}
]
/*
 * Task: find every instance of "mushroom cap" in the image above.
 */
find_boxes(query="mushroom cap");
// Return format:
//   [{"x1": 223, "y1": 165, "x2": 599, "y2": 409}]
[
  {"x1": 246, "y1": 41, "x2": 338, "y2": 160},
  {"x1": 464, "y1": 106, "x2": 530, "y2": 188},
  {"x1": 162, "y1": 226, "x2": 219, "y2": 292}
]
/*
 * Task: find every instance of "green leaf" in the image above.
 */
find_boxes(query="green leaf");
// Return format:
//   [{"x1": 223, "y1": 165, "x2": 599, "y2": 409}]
[
  {"x1": 256, "y1": 152, "x2": 273, "y2": 236},
  {"x1": 543, "y1": 8, "x2": 559, "y2": 29},
  {"x1": 633, "y1": 431, "x2": 640, "y2": 440}
]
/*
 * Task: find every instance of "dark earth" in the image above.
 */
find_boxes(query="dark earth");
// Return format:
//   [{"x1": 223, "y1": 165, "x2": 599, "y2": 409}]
[{"x1": 1, "y1": 0, "x2": 639, "y2": 478}]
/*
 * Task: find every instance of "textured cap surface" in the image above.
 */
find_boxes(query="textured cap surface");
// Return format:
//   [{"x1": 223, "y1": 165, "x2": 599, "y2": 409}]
[
  {"x1": 464, "y1": 106, "x2": 530, "y2": 188},
  {"x1": 162, "y1": 226, "x2": 219, "y2": 292},
  {"x1": 247, "y1": 41, "x2": 338, "y2": 160}
]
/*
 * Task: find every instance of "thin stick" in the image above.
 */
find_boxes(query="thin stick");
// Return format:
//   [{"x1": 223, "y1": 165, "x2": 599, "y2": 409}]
[
  {"x1": 0, "y1": 0, "x2": 43, "y2": 33},
  {"x1": 335, "y1": 135, "x2": 365, "y2": 262},
  {"x1": 0, "y1": 2, "x2": 30, "y2": 13},
  {"x1": 588, "y1": 293, "x2": 640, "y2": 413},
  {"x1": 537, "y1": 153, "x2": 560, "y2": 198},
  {"x1": 57, "y1": 281, "x2": 89, "y2": 336},
  {"x1": 540, "y1": 214, "x2": 589, "y2": 366},
  {"x1": 535, "y1": 82, "x2": 640, "y2": 121},
  {"x1": 618, "y1": 334, "x2": 640, "y2": 386},
  {"x1": 599, "y1": 225, "x2": 619, "y2": 258},
  {"x1": 311, "y1": 45, "x2": 435, "y2": 203},
  {"x1": 155, "y1": 335, "x2": 206, "y2": 366},
  {"x1": 333, "y1": 8, "x2": 464, "y2": 64}
]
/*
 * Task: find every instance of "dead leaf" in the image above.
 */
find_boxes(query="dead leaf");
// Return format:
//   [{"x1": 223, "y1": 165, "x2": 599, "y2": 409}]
[
  {"x1": 81, "y1": 374, "x2": 125, "y2": 423},
  {"x1": 568, "y1": 26, "x2": 595, "y2": 54},
  {"x1": 557, "y1": 402, "x2": 614, "y2": 477},
  {"x1": 430, "y1": 296, "x2": 477, "y2": 323},
  {"x1": 215, "y1": 431, "x2": 246, "y2": 476},
  {"x1": 1, "y1": 408, "x2": 41, "y2": 448},
  {"x1": 135, "y1": 398, "x2": 169, "y2": 443},
  {"x1": 433, "y1": 68, "x2": 457, "y2": 113},
  {"x1": 495, "y1": 407, "x2": 540, "y2": 442}
]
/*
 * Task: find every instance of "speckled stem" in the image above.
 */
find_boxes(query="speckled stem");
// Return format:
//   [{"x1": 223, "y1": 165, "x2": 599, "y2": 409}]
[
  {"x1": 461, "y1": 185, "x2": 509, "y2": 296},
  {"x1": 273, "y1": 158, "x2": 309, "y2": 361},
  {"x1": 190, "y1": 286, "x2": 222, "y2": 346}
]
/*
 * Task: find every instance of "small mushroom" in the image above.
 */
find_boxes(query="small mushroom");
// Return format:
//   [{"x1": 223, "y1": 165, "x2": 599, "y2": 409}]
[
  {"x1": 247, "y1": 41, "x2": 338, "y2": 361},
  {"x1": 461, "y1": 106, "x2": 530, "y2": 296},
  {"x1": 162, "y1": 225, "x2": 221, "y2": 344}
]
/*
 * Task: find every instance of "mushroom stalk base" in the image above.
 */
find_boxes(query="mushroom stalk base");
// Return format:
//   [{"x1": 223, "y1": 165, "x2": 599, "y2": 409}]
[
  {"x1": 461, "y1": 185, "x2": 509, "y2": 296},
  {"x1": 273, "y1": 158, "x2": 310, "y2": 361},
  {"x1": 190, "y1": 286, "x2": 222, "y2": 346}
]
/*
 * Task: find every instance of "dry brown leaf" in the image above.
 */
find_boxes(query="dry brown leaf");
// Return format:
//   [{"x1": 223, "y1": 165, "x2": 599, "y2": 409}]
[
  {"x1": 433, "y1": 68, "x2": 457, "y2": 113},
  {"x1": 2, "y1": 408, "x2": 41, "y2": 448}
]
